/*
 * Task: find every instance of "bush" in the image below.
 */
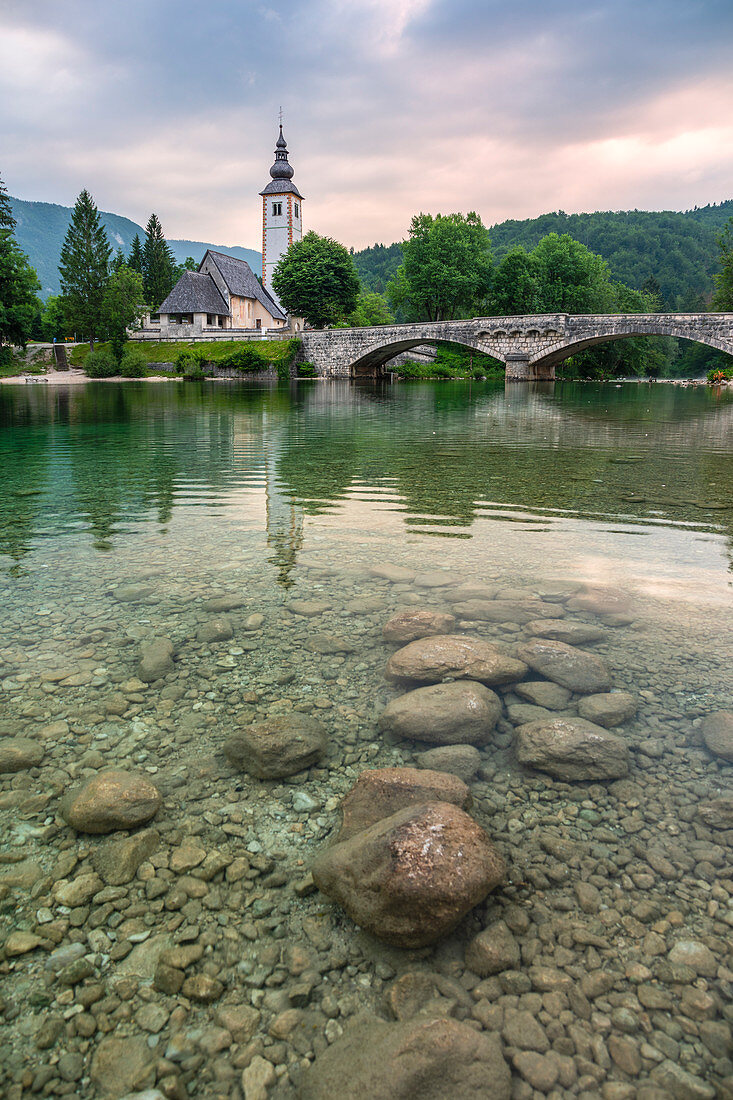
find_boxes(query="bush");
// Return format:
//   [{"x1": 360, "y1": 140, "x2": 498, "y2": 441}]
[
  {"x1": 707, "y1": 367, "x2": 733, "y2": 383},
  {"x1": 174, "y1": 347, "x2": 206, "y2": 373},
  {"x1": 297, "y1": 361, "x2": 317, "y2": 378},
  {"x1": 84, "y1": 349, "x2": 118, "y2": 378},
  {"x1": 220, "y1": 345, "x2": 266, "y2": 372},
  {"x1": 119, "y1": 347, "x2": 148, "y2": 377}
]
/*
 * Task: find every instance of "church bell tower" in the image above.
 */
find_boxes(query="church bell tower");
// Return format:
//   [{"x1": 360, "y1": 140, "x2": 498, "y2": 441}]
[{"x1": 260, "y1": 122, "x2": 303, "y2": 299}]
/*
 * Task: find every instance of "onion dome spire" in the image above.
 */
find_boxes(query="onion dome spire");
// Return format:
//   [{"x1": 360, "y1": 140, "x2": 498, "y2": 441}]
[{"x1": 270, "y1": 124, "x2": 294, "y2": 180}]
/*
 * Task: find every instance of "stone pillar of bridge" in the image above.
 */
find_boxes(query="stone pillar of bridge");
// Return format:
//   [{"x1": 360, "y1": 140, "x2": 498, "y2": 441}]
[{"x1": 504, "y1": 354, "x2": 531, "y2": 381}]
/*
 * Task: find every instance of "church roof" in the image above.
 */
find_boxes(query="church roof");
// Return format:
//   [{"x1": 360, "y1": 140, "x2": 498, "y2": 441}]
[
  {"x1": 203, "y1": 250, "x2": 287, "y2": 322},
  {"x1": 260, "y1": 179, "x2": 304, "y2": 198},
  {"x1": 156, "y1": 271, "x2": 230, "y2": 316}
]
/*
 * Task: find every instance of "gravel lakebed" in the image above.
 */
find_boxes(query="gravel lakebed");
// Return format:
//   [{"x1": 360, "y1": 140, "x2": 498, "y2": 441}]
[{"x1": 0, "y1": 541, "x2": 731, "y2": 1100}]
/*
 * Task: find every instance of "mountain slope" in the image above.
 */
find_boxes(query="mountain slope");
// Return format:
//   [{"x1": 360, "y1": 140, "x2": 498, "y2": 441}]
[{"x1": 9, "y1": 197, "x2": 262, "y2": 298}]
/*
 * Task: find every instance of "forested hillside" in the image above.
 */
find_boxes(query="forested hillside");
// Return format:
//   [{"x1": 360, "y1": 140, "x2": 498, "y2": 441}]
[
  {"x1": 354, "y1": 201, "x2": 733, "y2": 309},
  {"x1": 9, "y1": 197, "x2": 262, "y2": 298}
]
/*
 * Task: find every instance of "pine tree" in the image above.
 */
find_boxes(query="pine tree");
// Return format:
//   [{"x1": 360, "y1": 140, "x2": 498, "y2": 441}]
[
  {"x1": 128, "y1": 234, "x2": 144, "y2": 273},
  {"x1": 0, "y1": 171, "x2": 42, "y2": 363},
  {"x1": 142, "y1": 214, "x2": 175, "y2": 310},
  {"x1": 58, "y1": 189, "x2": 111, "y2": 348},
  {"x1": 111, "y1": 247, "x2": 125, "y2": 272}
]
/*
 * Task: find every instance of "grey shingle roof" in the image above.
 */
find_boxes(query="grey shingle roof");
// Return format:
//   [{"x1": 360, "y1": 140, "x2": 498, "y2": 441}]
[
  {"x1": 260, "y1": 179, "x2": 304, "y2": 198},
  {"x1": 203, "y1": 251, "x2": 287, "y2": 322},
  {"x1": 157, "y1": 272, "x2": 230, "y2": 316}
]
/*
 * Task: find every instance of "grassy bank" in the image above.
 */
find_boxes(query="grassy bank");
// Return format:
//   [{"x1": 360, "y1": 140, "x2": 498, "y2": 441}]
[{"x1": 69, "y1": 340, "x2": 297, "y2": 368}]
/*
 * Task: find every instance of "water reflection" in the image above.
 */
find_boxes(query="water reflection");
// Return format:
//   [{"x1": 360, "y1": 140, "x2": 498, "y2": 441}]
[{"x1": 0, "y1": 380, "x2": 731, "y2": 576}]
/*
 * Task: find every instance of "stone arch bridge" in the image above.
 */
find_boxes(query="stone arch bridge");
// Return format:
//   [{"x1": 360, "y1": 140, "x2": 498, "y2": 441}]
[{"x1": 299, "y1": 313, "x2": 733, "y2": 379}]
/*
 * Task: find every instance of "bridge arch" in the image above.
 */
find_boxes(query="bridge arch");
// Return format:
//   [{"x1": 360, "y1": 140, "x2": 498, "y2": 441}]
[
  {"x1": 531, "y1": 323, "x2": 733, "y2": 370},
  {"x1": 349, "y1": 336, "x2": 502, "y2": 377}
]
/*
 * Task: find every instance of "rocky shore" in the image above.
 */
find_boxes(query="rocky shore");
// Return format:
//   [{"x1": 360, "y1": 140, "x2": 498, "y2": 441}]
[{"x1": 0, "y1": 553, "x2": 731, "y2": 1100}]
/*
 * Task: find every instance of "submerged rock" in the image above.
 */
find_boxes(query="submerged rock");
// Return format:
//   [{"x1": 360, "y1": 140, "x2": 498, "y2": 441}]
[
  {"x1": 452, "y1": 599, "x2": 561, "y2": 624},
  {"x1": 697, "y1": 796, "x2": 733, "y2": 830},
  {"x1": 223, "y1": 715, "x2": 327, "y2": 778},
  {"x1": 385, "y1": 635, "x2": 527, "y2": 687},
  {"x1": 524, "y1": 619, "x2": 607, "y2": 645},
  {"x1": 516, "y1": 717, "x2": 629, "y2": 781},
  {"x1": 515, "y1": 681, "x2": 572, "y2": 711},
  {"x1": 382, "y1": 607, "x2": 457, "y2": 643},
  {"x1": 566, "y1": 585, "x2": 634, "y2": 617},
  {"x1": 92, "y1": 828, "x2": 160, "y2": 885},
  {"x1": 61, "y1": 769, "x2": 162, "y2": 834},
  {"x1": 379, "y1": 681, "x2": 502, "y2": 745},
  {"x1": 312, "y1": 801, "x2": 505, "y2": 948},
  {"x1": 0, "y1": 736, "x2": 44, "y2": 773},
  {"x1": 196, "y1": 616, "x2": 233, "y2": 643},
  {"x1": 336, "y1": 767, "x2": 471, "y2": 841},
  {"x1": 465, "y1": 920, "x2": 521, "y2": 976},
  {"x1": 577, "y1": 691, "x2": 637, "y2": 728},
  {"x1": 416, "y1": 744, "x2": 482, "y2": 783},
  {"x1": 701, "y1": 710, "x2": 733, "y2": 762},
  {"x1": 298, "y1": 1016, "x2": 511, "y2": 1100},
  {"x1": 515, "y1": 638, "x2": 612, "y2": 694},
  {"x1": 137, "y1": 636, "x2": 174, "y2": 683}
]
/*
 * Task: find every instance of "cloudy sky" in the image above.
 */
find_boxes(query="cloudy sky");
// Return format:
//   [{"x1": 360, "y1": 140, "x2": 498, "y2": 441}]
[{"x1": 2, "y1": 0, "x2": 732, "y2": 251}]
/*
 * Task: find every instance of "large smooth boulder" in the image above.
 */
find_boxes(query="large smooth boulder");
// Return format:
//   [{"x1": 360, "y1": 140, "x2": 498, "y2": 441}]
[
  {"x1": 701, "y1": 710, "x2": 733, "y2": 762},
  {"x1": 223, "y1": 715, "x2": 327, "y2": 778},
  {"x1": 577, "y1": 691, "x2": 637, "y2": 728},
  {"x1": 312, "y1": 801, "x2": 505, "y2": 948},
  {"x1": 383, "y1": 608, "x2": 457, "y2": 644},
  {"x1": 386, "y1": 635, "x2": 527, "y2": 687},
  {"x1": 516, "y1": 717, "x2": 629, "y2": 781},
  {"x1": 0, "y1": 737, "x2": 44, "y2": 773},
  {"x1": 336, "y1": 767, "x2": 471, "y2": 841},
  {"x1": 515, "y1": 681, "x2": 572, "y2": 711},
  {"x1": 61, "y1": 769, "x2": 162, "y2": 834},
  {"x1": 452, "y1": 599, "x2": 562, "y2": 625},
  {"x1": 298, "y1": 1016, "x2": 511, "y2": 1100},
  {"x1": 379, "y1": 681, "x2": 502, "y2": 746},
  {"x1": 515, "y1": 638, "x2": 611, "y2": 694}
]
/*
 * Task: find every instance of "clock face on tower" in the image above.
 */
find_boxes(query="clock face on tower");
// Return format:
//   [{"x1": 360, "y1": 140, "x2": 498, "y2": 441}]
[{"x1": 260, "y1": 124, "x2": 304, "y2": 300}]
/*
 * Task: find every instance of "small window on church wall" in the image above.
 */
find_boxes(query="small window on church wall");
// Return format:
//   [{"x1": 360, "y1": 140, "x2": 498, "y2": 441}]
[
  {"x1": 294, "y1": 203, "x2": 299, "y2": 219},
  {"x1": 272, "y1": 202, "x2": 282, "y2": 217}
]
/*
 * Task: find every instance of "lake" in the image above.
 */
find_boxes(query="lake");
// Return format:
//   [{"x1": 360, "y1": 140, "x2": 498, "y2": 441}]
[{"x1": 0, "y1": 378, "x2": 731, "y2": 1099}]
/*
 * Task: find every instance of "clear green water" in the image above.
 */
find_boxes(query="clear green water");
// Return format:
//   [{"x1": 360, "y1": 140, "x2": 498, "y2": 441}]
[{"x1": 0, "y1": 379, "x2": 731, "y2": 1098}]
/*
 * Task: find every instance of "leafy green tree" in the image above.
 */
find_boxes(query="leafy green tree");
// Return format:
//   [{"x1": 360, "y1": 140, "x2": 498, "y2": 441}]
[
  {"x1": 641, "y1": 276, "x2": 664, "y2": 311},
  {"x1": 386, "y1": 212, "x2": 492, "y2": 322},
  {"x1": 490, "y1": 248, "x2": 541, "y2": 314},
  {"x1": 173, "y1": 256, "x2": 198, "y2": 283},
  {"x1": 102, "y1": 264, "x2": 147, "y2": 360},
  {"x1": 58, "y1": 189, "x2": 111, "y2": 348},
  {"x1": 347, "y1": 290, "x2": 394, "y2": 327},
  {"x1": 0, "y1": 172, "x2": 42, "y2": 363},
  {"x1": 38, "y1": 295, "x2": 69, "y2": 342},
  {"x1": 111, "y1": 247, "x2": 125, "y2": 272},
  {"x1": 532, "y1": 233, "x2": 615, "y2": 313},
  {"x1": 142, "y1": 213, "x2": 176, "y2": 310},
  {"x1": 128, "y1": 234, "x2": 144, "y2": 273},
  {"x1": 711, "y1": 218, "x2": 733, "y2": 310},
  {"x1": 272, "y1": 231, "x2": 360, "y2": 328}
]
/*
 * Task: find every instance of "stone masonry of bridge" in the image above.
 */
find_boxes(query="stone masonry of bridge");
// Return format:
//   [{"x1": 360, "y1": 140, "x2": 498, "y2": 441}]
[{"x1": 299, "y1": 313, "x2": 733, "y2": 380}]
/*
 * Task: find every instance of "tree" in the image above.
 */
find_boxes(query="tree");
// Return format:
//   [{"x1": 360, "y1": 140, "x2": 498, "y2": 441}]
[
  {"x1": 102, "y1": 265, "x2": 147, "y2": 360},
  {"x1": 111, "y1": 247, "x2": 125, "y2": 272},
  {"x1": 38, "y1": 295, "x2": 69, "y2": 343},
  {"x1": 142, "y1": 214, "x2": 176, "y2": 310},
  {"x1": 173, "y1": 256, "x2": 198, "y2": 283},
  {"x1": 386, "y1": 212, "x2": 492, "y2": 322},
  {"x1": 532, "y1": 233, "x2": 615, "y2": 313},
  {"x1": 347, "y1": 290, "x2": 394, "y2": 327},
  {"x1": 128, "y1": 234, "x2": 144, "y2": 273},
  {"x1": 490, "y1": 248, "x2": 541, "y2": 315},
  {"x1": 712, "y1": 218, "x2": 733, "y2": 311},
  {"x1": 641, "y1": 276, "x2": 664, "y2": 311},
  {"x1": 58, "y1": 189, "x2": 111, "y2": 348},
  {"x1": 272, "y1": 231, "x2": 360, "y2": 328},
  {"x1": 0, "y1": 172, "x2": 42, "y2": 363}
]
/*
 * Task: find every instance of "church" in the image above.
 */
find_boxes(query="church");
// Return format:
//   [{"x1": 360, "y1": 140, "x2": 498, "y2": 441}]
[{"x1": 146, "y1": 126, "x2": 303, "y2": 337}]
